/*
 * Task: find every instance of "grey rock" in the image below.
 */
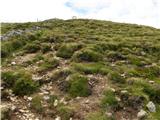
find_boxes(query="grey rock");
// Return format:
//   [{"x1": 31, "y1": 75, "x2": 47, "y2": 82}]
[
  {"x1": 146, "y1": 101, "x2": 156, "y2": 112},
  {"x1": 137, "y1": 109, "x2": 147, "y2": 119}
]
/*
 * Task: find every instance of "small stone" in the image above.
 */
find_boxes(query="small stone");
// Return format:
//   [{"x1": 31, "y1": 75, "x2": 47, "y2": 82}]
[
  {"x1": 54, "y1": 99, "x2": 58, "y2": 107},
  {"x1": 121, "y1": 90, "x2": 128, "y2": 94},
  {"x1": 69, "y1": 118, "x2": 73, "y2": 120},
  {"x1": 43, "y1": 96, "x2": 50, "y2": 100},
  {"x1": 137, "y1": 109, "x2": 147, "y2": 119},
  {"x1": 115, "y1": 97, "x2": 121, "y2": 101},
  {"x1": 84, "y1": 99, "x2": 89, "y2": 104},
  {"x1": 27, "y1": 97, "x2": 32, "y2": 101},
  {"x1": 146, "y1": 101, "x2": 156, "y2": 112},
  {"x1": 11, "y1": 105, "x2": 17, "y2": 111},
  {"x1": 148, "y1": 81, "x2": 155, "y2": 84},
  {"x1": 11, "y1": 61, "x2": 16, "y2": 65},
  {"x1": 19, "y1": 109, "x2": 25, "y2": 113},
  {"x1": 55, "y1": 116, "x2": 61, "y2": 120},
  {"x1": 105, "y1": 112, "x2": 112, "y2": 117},
  {"x1": 110, "y1": 88, "x2": 116, "y2": 92},
  {"x1": 76, "y1": 97, "x2": 81, "y2": 100},
  {"x1": 43, "y1": 91, "x2": 49, "y2": 95}
]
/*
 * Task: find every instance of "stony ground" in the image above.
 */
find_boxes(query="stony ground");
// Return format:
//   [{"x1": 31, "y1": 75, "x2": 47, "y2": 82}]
[{"x1": 1, "y1": 19, "x2": 160, "y2": 120}]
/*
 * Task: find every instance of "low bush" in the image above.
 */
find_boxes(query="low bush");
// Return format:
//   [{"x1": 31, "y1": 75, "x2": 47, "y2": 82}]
[
  {"x1": 1, "y1": 71, "x2": 18, "y2": 88},
  {"x1": 56, "y1": 43, "x2": 82, "y2": 58},
  {"x1": 13, "y1": 77, "x2": 38, "y2": 96},
  {"x1": 108, "y1": 71, "x2": 125, "y2": 84},
  {"x1": 31, "y1": 95, "x2": 43, "y2": 113},
  {"x1": 2, "y1": 70, "x2": 38, "y2": 96},
  {"x1": 86, "y1": 111, "x2": 111, "y2": 120},
  {"x1": 38, "y1": 58, "x2": 59, "y2": 72},
  {"x1": 57, "y1": 106, "x2": 74, "y2": 120},
  {"x1": 68, "y1": 74, "x2": 91, "y2": 97},
  {"x1": 24, "y1": 43, "x2": 41, "y2": 53},
  {"x1": 73, "y1": 63, "x2": 109, "y2": 75},
  {"x1": 73, "y1": 49, "x2": 103, "y2": 62},
  {"x1": 143, "y1": 84, "x2": 160, "y2": 103},
  {"x1": 41, "y1": 43, "x2": 52, "y2": 53},
  {"x1": 101, "y1": 89, "x2": 118, "y2": 108}
]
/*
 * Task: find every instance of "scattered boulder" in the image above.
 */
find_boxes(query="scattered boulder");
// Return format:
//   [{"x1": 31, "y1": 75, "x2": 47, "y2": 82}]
[
  {"x1": 54, "y1": 99, "x2": 58, "y2": 107},
  {"x1": 55, "y1": 116, "x2": 61, "y2": 120},
  {"x1": 146, "y1": 101, "x2": 156, "y2": 112},
  {"x1": 137, "y1": 109, "x2": 147, "y2": 119}
]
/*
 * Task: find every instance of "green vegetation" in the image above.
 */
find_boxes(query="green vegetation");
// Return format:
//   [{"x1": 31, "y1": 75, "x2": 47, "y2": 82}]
[
  {"x1": 57, "y1": 106, "x2": 74, "y2": 120},
  {"x1": 31, "y1": 95, "x2": 43, "y2": 113},
  {"x1": 73, "y1": 49, "x2": 103, "y2": 62},
  {"x1": 108, "y1": 71, "x2": 125, "y2": 84},
  {"x1": 56, "y1": 43, "x2": 82, "y2": 58},
  {"x1": 1, "y1": 19, "x2": 160, "y2": 119},
  {"x1": 68, "y1": 74, "x2": 91, "y2": 97},
  {"x1": 73, "y1": 62, "x2": 109, "y2": 75},
  {"x1": 86, "y1": 111, "x2": 112, "y2": 120},
  {"x1": 24, "y1": 43, "x2": 41, "y2": 53},
  {"x1": 38, "y1": 58, "x2": 59, "y2": 72},
  {"x1": 101, "y1": 89, "x2": 118, "y2": 108},
  {"x1": 2, "y1": 70, "x2": 38, "y2": 96}
]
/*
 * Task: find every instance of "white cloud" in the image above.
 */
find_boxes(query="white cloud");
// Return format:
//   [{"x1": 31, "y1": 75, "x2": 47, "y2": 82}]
[
  {"x1": 0, "y1": 0, "x2": 160, "y2": 28},
  {"x1": 65, "y1": 0, "x2": 160, "y2": 28},
  {"x1": 0, "y1": 0, "x2": 77, "y2": 22}
]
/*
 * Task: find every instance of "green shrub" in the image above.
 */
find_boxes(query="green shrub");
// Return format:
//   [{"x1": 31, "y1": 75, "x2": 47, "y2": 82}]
[
  {"x1": 108, "y1": 71, "x2": 125, "y2": 84},
  {"x1": 106, "y1": 51, "x2": 126, "y2": 62},
  {"x1": 24, "y1": 43, "x2": 41, "y2": 53},
  {"x1": 31, "y1": 95, "x2": 43, "y2": 113},
  {"x1": 41, "y1": 43, "x2": 52, "y2": 53},
  {"x1": 68, "y1": 74, "x2": 91, "y2": 97},
  {"x1": 101, "y1": 90, "x2": 118, "y2": 108},
  {"x1": 1, "y1": 39, "x2": 26, "y2": 58},
  {"x1": 56, "y1": 43, "x2": 82, "y2": 58},
  {"x1": 1, "y1": 71, "x2": 17, "y2": 87},
  {"x1": 57, "y1": 106, "x2": 74, "y2": 120},
  {"x1": 73, "y1": 63, "x2": 109, "y2": 75},
  {"x1": 73, "y1": 49, "x2": 103, "y2": 62},
  {"x1": 86, "y1": 111, "x2": 111, "y2": 120},
  {"x1": 143, "y1": 84, "x2": 160, "y2": 103},
  {"x1": 13, "y1": 77, "x2": 38, "y2": 96},
  {"x1": 38, "y1": 58, "x2": 59, "y2": 72},
  {"x1": 48, "y1": 95, "x2": 58, "y2": 108}
]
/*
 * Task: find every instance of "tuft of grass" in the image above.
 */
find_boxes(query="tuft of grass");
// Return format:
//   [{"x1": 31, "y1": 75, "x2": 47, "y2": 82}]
[
  {"x1": 108, "y1": 71, "x2": 125, "y2": 84},
  {"x1": 143, "y1": 84, "x2": 160, "y2": 103},
  {"x1": 73, "y1": 62, "x2": 109, "y2": 75},
  {"x1": 56, "y1": 43, "x2": 83, "y2": 58},
  {"x1": 2, "y1": 70, "x2": 38, "y2": 96},
  {"x1": 68, "y1": 73, "x2": 91, "y2": 97},
  {"x1": 48, "y1": 95, "x2": 58, "y2": 108},
  {"x1": 57, "y1": 106, "x2": 74, "y2": 120},
  {"x1": 86, "y1": 111, "x2": 113, "y2": 120},
  {"x1": 38, "y1": 58, "x2": 59, "y2": 72},
  {"x1": 41, "y1": 43, "x2": 52, "y2": 53},
  {"x1": 1, "y1": 71, "x2": 18, "y2": 88},
  {"x1": 24, "y1": 43, "x2": 41, "y2": 53},
  {"x1": 101, "y1": 89, "x2": 118, "y2": 108},
  {"x1": 73, "y1": 49, "x2": 103, "y2": 62},
  {"x1": 31, "y1": 95, "x2": 43, "y2": 113}
]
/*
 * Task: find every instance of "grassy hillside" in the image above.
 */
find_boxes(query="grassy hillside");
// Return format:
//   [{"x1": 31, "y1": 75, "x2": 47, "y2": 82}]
[{"x1": 1, "y1": 19, "x2": 160, "y2": 120}]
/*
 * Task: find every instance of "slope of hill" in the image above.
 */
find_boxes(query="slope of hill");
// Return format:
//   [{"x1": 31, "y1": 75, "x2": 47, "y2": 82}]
[{"x1": 1, "y1": 19, "x2": 160, "y2": 120}]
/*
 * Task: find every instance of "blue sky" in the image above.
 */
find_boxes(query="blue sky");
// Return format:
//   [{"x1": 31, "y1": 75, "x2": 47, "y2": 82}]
[{"x1": 0, "y1": 0, "x2": 160, "y2": 28}]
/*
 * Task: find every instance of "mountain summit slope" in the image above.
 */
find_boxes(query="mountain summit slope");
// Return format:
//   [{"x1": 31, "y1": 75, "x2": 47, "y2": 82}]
[{"x1": 1, "y1": 19, "x2": 160, "y2": 120}]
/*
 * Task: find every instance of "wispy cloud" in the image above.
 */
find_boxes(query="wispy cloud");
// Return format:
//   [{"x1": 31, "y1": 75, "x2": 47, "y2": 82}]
[
  {"x1": 65, "y1": 0, "x2": 160, "y2": 28},
  {"x1": 0, "y1": 0, "x2": 160, "y2": 28}
]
